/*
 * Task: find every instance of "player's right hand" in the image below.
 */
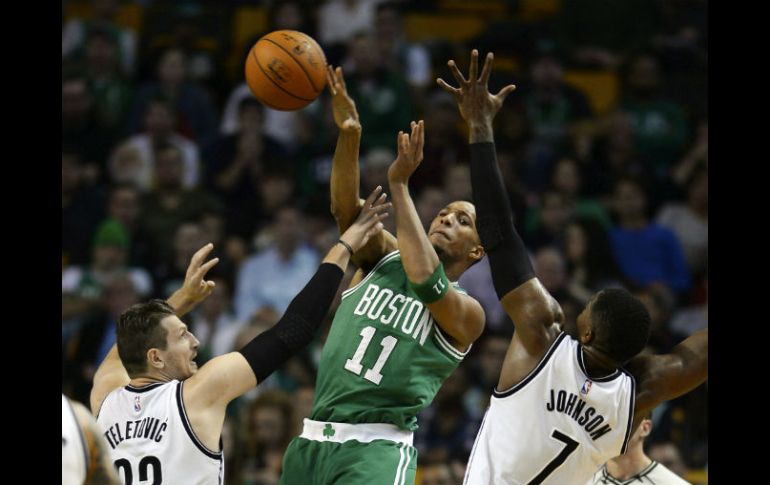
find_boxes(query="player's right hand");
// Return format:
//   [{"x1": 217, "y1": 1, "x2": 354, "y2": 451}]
[
  {"x1": 340, "y1": 186, "x2": 391, "y2": 252},
  {"x1": 180, "y1": 243, "x2": 219, "y2": 305},
  {"x1": 327, "y1": 65, "x2": 361, "y2": 133},
  {"x1": 436, "y1": 49, "x2": 516, "y2": 127}
]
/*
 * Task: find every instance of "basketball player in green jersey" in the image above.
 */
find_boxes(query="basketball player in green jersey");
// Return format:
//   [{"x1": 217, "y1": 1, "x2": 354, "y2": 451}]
[{"x1": 279, "y1": 67, "x2": 486, "y2": 485}]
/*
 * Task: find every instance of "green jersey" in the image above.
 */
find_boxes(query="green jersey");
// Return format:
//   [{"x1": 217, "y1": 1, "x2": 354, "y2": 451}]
[{"x1": 310, "y1": 250, "x2": 470, "y2": 431}]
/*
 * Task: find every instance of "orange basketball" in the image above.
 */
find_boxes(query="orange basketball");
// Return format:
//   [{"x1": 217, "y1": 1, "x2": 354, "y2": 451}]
[{"x1": 245, "y1": 30, "x2": 327, "y2": 111}]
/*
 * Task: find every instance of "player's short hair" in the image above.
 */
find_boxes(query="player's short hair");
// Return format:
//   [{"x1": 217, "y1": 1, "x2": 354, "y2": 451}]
[
  {"x1": 589, "y1": 288, "x2": 651, "y2": 364},
  {"x1": 117, "y1": 299, "x2": 176, "y2": 376}
]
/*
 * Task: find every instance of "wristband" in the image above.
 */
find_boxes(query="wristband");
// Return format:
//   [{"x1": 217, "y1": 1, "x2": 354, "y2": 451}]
[{"x1": 408, "y1": 263, "x2": 450, "y2": 303}]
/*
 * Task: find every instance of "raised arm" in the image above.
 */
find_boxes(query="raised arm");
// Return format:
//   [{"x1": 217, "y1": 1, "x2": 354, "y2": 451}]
[
  {"x1": 184, "y1": 187, "x2": 391, "y2": 409},
  {"x1": 327, "y1": 66, "x2": 397, "y2": 271},
  {"x1": 90, "y1": 244, "x2": 220, "y2": 414},
  {"x1": 387, "y1": 121, "x2": 485, "y2": 349},
  {"x1": 438, "y1": 50, "x2": 561, "y2": 376},
  {"x1": 627, "y1": 328, "x2": 708, "y2": 420}
]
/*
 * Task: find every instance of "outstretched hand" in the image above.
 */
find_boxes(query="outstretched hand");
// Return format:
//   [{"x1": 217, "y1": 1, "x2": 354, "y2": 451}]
[
  {"x1": 436, "y1": 49, "x2": 516, "y2": 129},
  {"x1": 327, "y1": 65, "x2": 361, "y2": 133},
  {"x1": 340, "y1": 186, "x2": 392, "y2": 252},
  {"x1": 387, "y1": 120, "x2": 425, "y2": 185},
  {"x1": 182, "y1": 243, "x2": 219, "y2": 304}
]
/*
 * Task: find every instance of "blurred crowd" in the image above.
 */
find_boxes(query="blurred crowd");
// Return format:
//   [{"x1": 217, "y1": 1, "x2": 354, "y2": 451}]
[{"x1": 62, "y1": 1, "x2": 708, "y2": 484}]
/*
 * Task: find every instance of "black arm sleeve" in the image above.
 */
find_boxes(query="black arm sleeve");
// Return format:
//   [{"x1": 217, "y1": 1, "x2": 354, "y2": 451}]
[
  {"x1": 469, "y1": 142, "x2": 536, "y2": 299},
  {"x1": 238, "y1": 262, "x2": 344, "y2": 383}
]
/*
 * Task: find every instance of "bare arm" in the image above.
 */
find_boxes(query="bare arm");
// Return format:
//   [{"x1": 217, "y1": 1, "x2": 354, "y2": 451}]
[
  {"x1": 627, "y1": 328, "x2": 708, "y2": 419},
  {"x1": 184, "y1": 187, "x2": 391, "y2": 408},
  {"x1": 327, "y1": 66, "x2": 398, "y2": 270},
  {"x1": 90, "y1": 244, "x2": 220, "y2": 415},
  {"x1": 181, "y1": 192, "x2": 390, "y2": 450},
  {"x1": 90, "y1": 345, "x2": 129, "y2": 416},
  {"x1": 387, "y1": 121, "x2": 485, "y2": 348},
  {"x1": 70, "y1": 399, "x2": 120, "y2": 484}
]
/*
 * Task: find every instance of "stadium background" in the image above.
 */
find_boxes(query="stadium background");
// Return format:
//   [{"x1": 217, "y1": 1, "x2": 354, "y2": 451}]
[{"x1": 61, "y1": 1, "x2": 708, "y2": 483}]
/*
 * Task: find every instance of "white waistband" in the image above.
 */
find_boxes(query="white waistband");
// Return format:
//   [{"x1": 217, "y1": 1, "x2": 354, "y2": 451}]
[{"x1": 299, "y1": 418, "x2": 414, "y2": 446}]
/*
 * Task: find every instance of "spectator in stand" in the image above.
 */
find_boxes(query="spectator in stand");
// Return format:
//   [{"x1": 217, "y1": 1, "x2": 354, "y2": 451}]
[
  {"x1": 515, "y1": 43, "x2": 594, "y2": 190},
  {"x1": 129, "y1": 47, "x2": 218, "y2": 147},
  {"x1": 113, "y1": 98, "x2": 201, "y2": 190},
  {"x1": 62, "y1": 219, "x2": 152, "y2": 325},
  {"x1": 564, "y1": 217, "x2": 626, "y2": 305},
  {"x1": 140, "y1": 143, "x2": 221, "y2": 265},
  {"x1": 62, "y1": 152, "x2": 106, "y2": 267},
  {"x1": 657, "y1": 165, "x2": 708, "y2": 278},
  {"x1": 62, "y1": 0, "x2": 138, "y2": 77},
  {"x1": 375, "y1": 2, "x2": 432, "y2": 94},
  {"x1": 342, "y1": 32, "x2": 415, "y2": 151},
  {"x1": 234, "y1": 205, "x2": 320, "y2": 322},
  {"x1": 233, "y1": 390, "x2": 298, "y2": 485},
  {"x1": 619, "y1": 52, "x2": 688, "y2": 184},
  {"x1": 609, "y1": 177, "x2": 691, "y2": 298},
  {"x1": 62, "y1": 71, "x2": 116, "y2": 176}
]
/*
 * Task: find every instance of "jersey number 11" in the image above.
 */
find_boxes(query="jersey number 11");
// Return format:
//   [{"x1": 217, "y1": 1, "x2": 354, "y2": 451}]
[{"x1": 344, "y1": 326, "x2": 398, "y2": 385}]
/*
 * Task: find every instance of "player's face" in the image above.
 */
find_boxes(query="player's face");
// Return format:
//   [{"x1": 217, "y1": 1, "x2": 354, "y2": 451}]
[
  {"x1": 566, "y1": 296, "x2": 596, "y2": 341},
  {"x1": 427, "y1": 201, "x2": 483, "y2": 264},
  {"x1": 159, "y1": 316, "x2": 200, "y2": 380}
]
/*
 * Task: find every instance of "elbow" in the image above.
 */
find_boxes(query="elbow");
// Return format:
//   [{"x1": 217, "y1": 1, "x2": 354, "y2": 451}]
[{"x1": 331, "y1": 201, "x2": 362, "y2": 227}]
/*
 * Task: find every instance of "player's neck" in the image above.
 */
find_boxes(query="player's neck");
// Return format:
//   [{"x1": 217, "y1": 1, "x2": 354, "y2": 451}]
[
  {"x1": 606, "y1": 450, "x2": 653, "y2": 481},
  {"x1": 129, "y1": 374, "x2": 172, "y2": 387},
  {"x1": 582, "y1": 346, "x2": 618, "y2": 378},
  {"x1": 438, "y1": 254, "x2": 465, "y2": 282}
]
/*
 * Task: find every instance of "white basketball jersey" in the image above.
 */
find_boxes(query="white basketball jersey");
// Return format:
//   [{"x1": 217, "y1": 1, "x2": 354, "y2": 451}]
[
  {"x1": 62, "y1": 394, "x2": 88, "y2": 485},
  {"x1": 464, "y1": 333, "x2": 636, "y2": 485},
  {"x1": 587, "y1": 462, "x2": 692, "y2": 484},
  {"x1": 97, "y1": 381, "x2": 224, "y2": 485}
]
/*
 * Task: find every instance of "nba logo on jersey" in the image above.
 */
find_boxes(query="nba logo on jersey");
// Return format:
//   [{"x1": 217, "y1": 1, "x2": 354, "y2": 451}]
[
  {"x1": 134, "y1": 395, "x2": 141, "y2": 412},
  {"x1": 580, "y1": 379, "x2": 592, "y2": 396}
]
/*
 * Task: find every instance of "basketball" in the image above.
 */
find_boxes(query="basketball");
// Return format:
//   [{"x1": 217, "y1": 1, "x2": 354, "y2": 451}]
[{"x1": 245, "y1": 30, "x2": 327, "y2": 111}]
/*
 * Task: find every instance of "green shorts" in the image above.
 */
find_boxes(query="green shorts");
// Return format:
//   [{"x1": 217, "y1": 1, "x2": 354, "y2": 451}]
[{"x1": 280, "y1": 435, "x2": 417, "y2": 485}]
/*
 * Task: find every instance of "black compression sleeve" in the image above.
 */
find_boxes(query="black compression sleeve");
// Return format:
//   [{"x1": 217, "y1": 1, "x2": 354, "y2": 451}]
[
  {"x1": 238, "y1": 262, "x2": 343, "y2": 382},
  {"x1": 469, "y1": 142, "x2": 535, "y2": 299}
]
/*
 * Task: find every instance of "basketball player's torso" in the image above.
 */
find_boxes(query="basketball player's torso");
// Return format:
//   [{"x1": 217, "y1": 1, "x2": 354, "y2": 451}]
[
  {"x1": 96, "y1": 381, "x2": 224, "y2": 485},
  {"x1": 311, "y1": 250, "x2": 470, "y2": 431},
  {"x1": 464, "y1": 333, "x2": 636, "y2": 485}
]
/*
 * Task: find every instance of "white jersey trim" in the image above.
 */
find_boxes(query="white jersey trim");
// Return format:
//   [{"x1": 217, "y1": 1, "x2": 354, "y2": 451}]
[
  {"x1": 596, "y1": 461, "x2": 661, "y2": 484},
  {"x1": 175, "y1": 381, "x2": 223, "y2": 460},
  {"x1": 450, "y1": 281, "x2": 468, "y2": 295},
  {"x1": 342, "y1": 250, "x2": 401, "y2": 300},
  {"x1": 619, "y1": 370, "x2": 637, "y2": 455},
  {"x1": 493, "y1": 332, "x2": 568, "y2": 398},
  {"x1": 433, "y1": 325, "x2": 470, "y2": 361}
]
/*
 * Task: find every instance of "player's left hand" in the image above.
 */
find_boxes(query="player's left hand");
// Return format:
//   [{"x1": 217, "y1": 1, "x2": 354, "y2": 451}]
[{"x1": 387, "y1": 120, "x2": 424, "y2": 184}]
